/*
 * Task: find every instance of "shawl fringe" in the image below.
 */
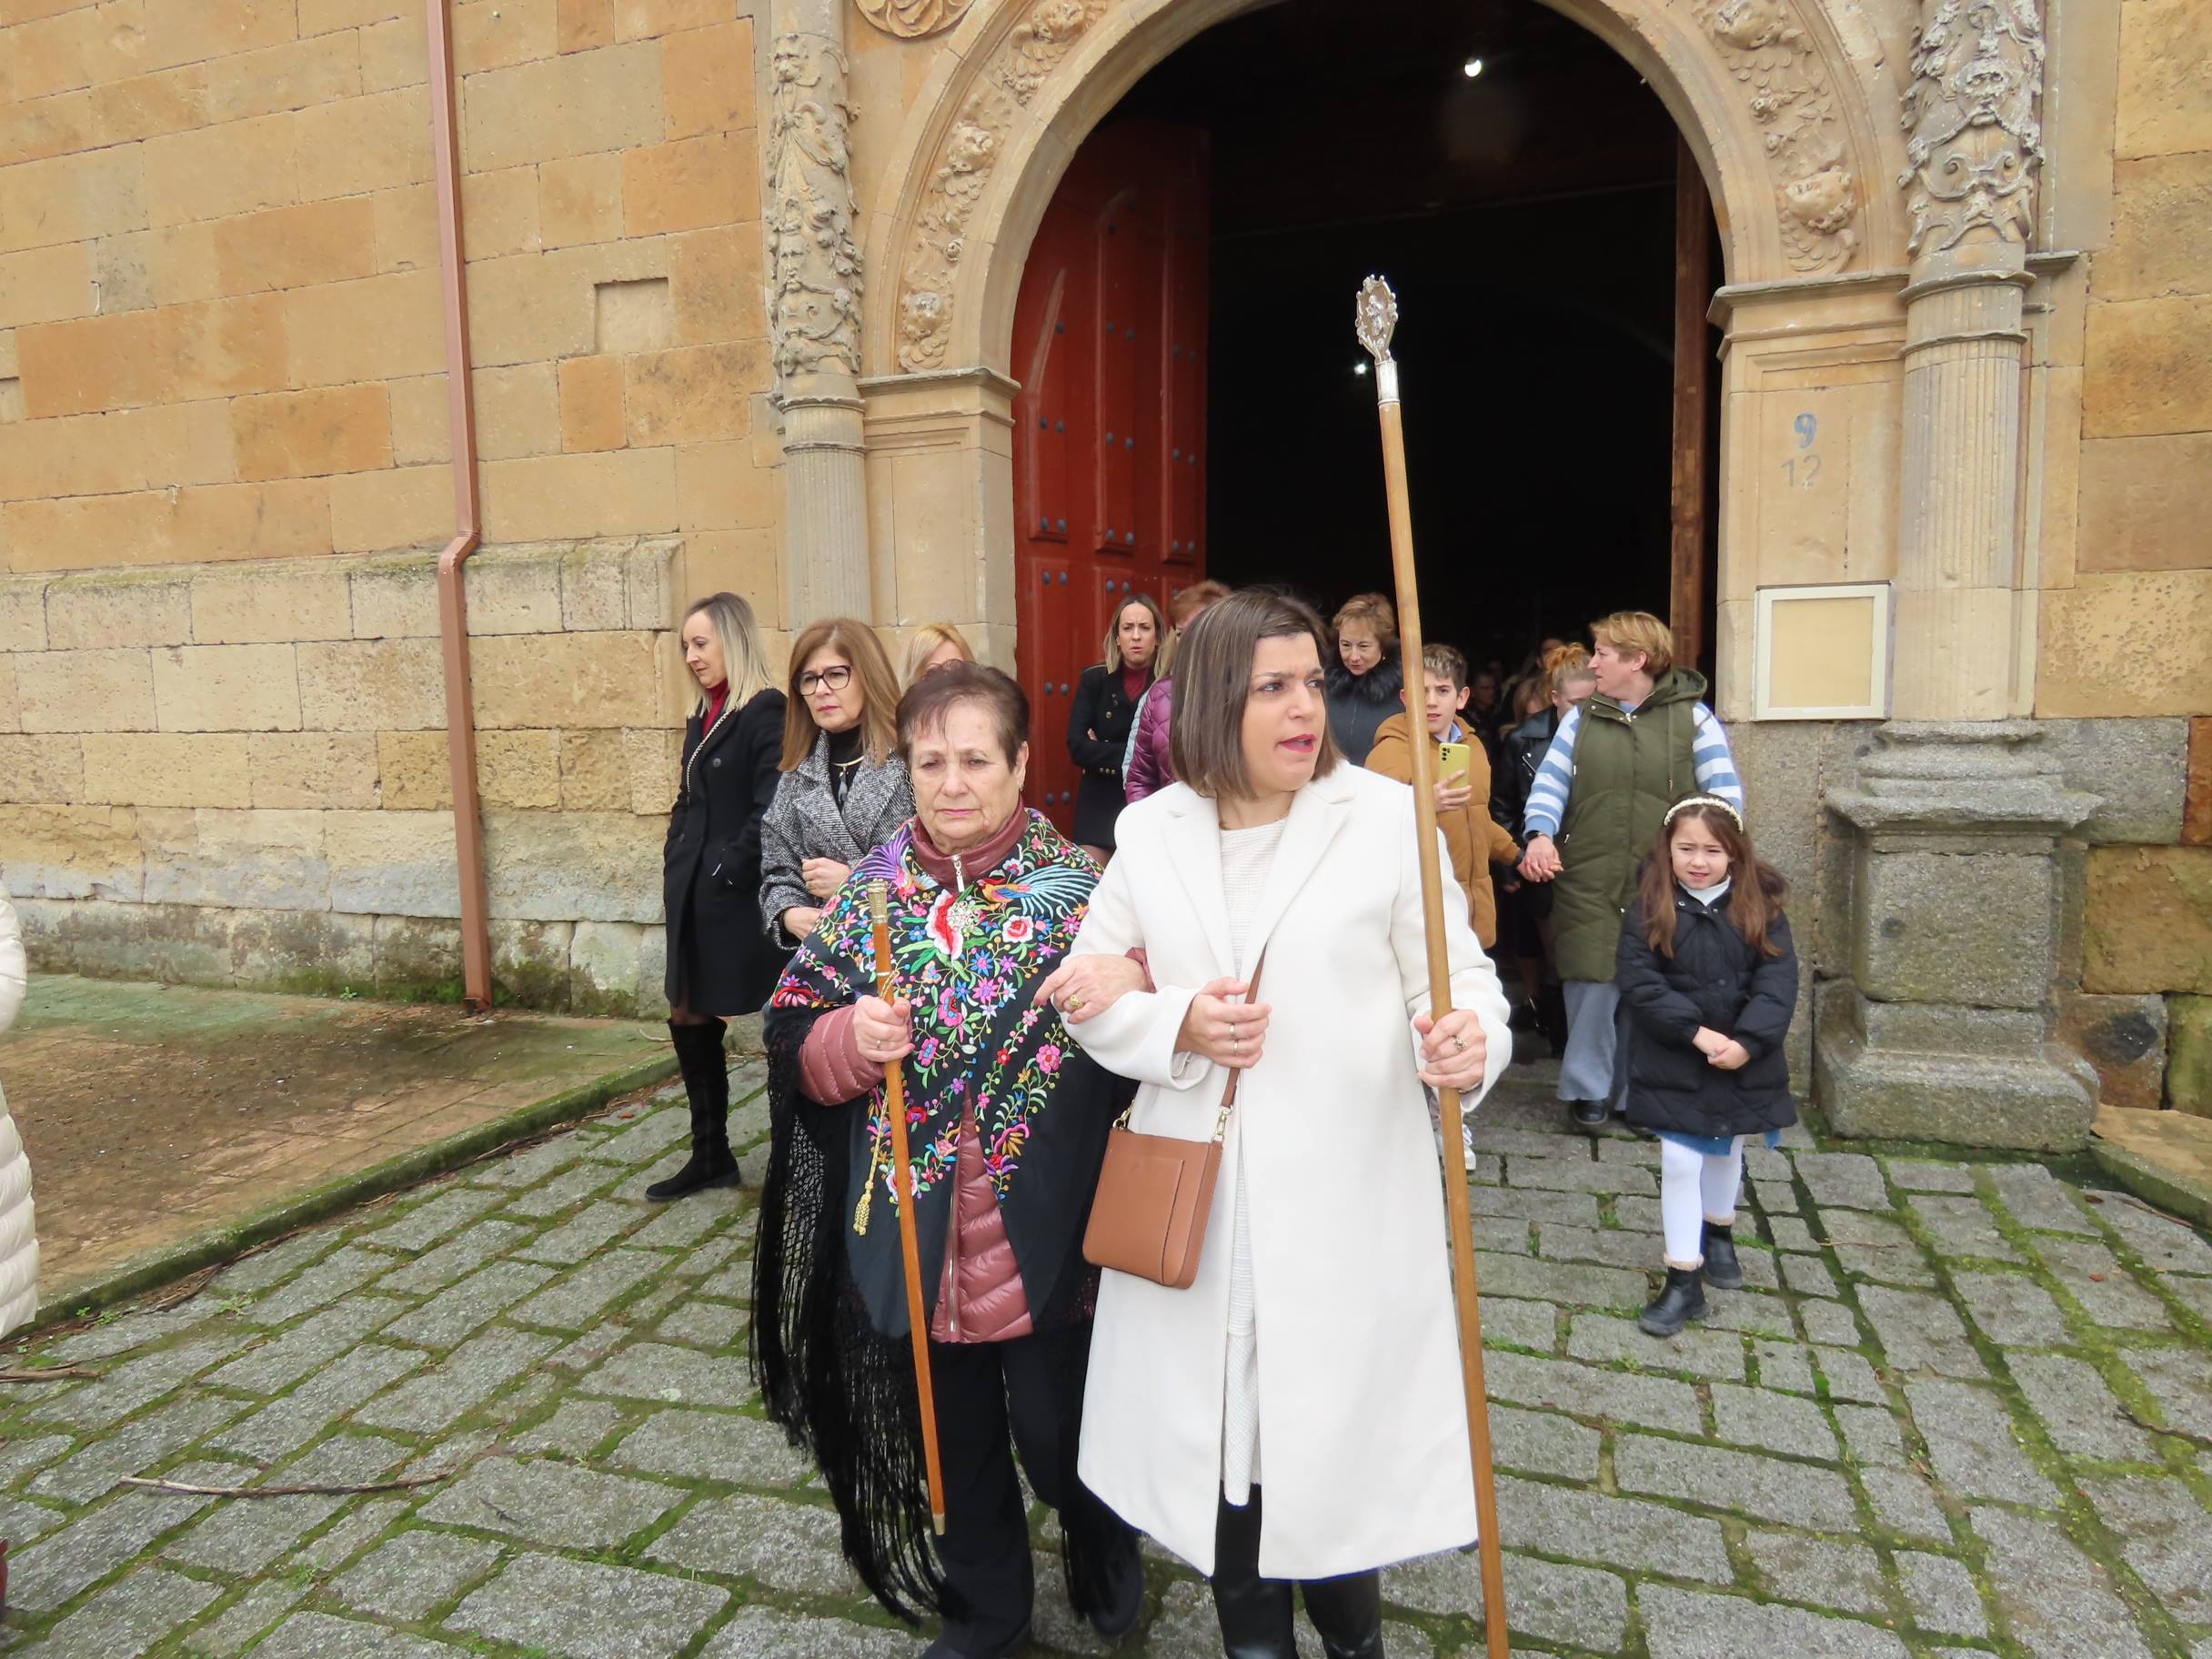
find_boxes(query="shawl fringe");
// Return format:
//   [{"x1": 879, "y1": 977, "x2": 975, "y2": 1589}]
[{"x1": 751, "y1": 1011, "x2": 959, "y2": 1625}]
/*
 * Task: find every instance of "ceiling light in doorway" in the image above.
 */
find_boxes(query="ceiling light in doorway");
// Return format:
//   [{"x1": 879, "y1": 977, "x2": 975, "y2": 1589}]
[{"x1": 1462, "y1": 56, "x2": 1484, "y2": 78}]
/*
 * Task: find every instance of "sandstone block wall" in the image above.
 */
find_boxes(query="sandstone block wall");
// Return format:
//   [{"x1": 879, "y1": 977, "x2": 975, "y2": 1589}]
[
  {"x1": 0, "y1": 0, "x2": 792, "y2": 1010},
  {"x1": 2036, "y1": 0, "x2": 2212, "y2": 1113},
  {"x1": 0, "y1": 543, "x2": 698, "y2": 1012}
]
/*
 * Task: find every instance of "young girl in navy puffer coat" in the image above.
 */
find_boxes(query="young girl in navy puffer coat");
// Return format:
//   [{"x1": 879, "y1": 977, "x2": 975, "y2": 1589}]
[{"x1": 1614, "y1": 798, "x2": 1799, "y2": 1338}]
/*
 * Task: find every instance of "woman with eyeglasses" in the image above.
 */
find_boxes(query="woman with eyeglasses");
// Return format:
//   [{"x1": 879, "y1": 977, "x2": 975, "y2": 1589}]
[{"x1": 759, "y1": 618, "x2": 915, "y2": 950}]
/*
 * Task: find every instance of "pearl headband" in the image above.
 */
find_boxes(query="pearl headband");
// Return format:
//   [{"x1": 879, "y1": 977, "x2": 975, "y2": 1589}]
[{"x1": 1664, "y1": 794, "x2": 1744, "y2": 831}]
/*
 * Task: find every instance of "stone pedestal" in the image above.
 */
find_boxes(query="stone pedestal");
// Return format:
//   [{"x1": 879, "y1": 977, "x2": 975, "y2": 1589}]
[{"x1": 1816, "y1": 721, "x2": 2100, "y2": 1150}]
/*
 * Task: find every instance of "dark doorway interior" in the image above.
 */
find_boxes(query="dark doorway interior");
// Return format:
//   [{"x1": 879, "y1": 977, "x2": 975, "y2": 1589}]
[{"x1": 1106, "y1": 0, "x2": 1717, "y2": 682}]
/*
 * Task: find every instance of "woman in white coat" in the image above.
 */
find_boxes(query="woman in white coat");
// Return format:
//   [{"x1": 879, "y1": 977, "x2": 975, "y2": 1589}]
[
  {"x1": 1047, "y1": 590, "x2": 1511, "y2": 1659},
  {"x1": 0, "y1": 880, "x2": 38, "y2": 1336}
]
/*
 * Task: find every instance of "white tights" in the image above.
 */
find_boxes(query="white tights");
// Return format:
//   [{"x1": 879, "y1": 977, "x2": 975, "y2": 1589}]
[{"x1": 1659, "y1": 1136, "x2": 1744, "y2": 1269}]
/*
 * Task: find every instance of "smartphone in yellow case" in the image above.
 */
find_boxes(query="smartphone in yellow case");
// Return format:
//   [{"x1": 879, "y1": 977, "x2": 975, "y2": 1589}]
[{"x1": 1435, "y1": 740, "x2": 1472, "y2": 785}]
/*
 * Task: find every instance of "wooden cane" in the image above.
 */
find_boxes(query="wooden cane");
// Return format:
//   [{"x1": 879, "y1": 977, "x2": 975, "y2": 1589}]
[
  {"x1": 1356, "y1": 278, "x2": 1510, "y2": 1659},
  {"x1": 868, "y1": 880, "x2": 949, "y2": 1538}
]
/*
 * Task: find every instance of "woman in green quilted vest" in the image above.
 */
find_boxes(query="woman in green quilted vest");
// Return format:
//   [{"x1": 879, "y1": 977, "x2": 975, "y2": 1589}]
[{"x1": 1517, "y1": 611, "x2": 1744, "y2": 1129}]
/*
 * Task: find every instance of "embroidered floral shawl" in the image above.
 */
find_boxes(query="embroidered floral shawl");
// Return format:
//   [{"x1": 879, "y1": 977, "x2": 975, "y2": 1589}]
[
  {"x1": 750, "y1": 807, "x2": 1130, "y2": 1624},
  {"x1": 773, "y1": 810, "x2": 1098, "y2": 1212}
]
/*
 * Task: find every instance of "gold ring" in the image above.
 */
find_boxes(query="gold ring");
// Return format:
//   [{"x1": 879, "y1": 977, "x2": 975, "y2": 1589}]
[{"x1": 1067, "y1": 995, "x2": 1083, "y2": 1012}]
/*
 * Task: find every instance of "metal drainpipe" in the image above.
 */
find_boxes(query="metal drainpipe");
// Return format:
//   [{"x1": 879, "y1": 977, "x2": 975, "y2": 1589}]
[{"x1": 425, "y1": 0, "x2": 492, "y2": 1010}]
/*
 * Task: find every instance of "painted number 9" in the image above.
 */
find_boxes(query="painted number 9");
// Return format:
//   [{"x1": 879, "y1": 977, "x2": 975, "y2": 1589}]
[{"x1": 1782, "y1": 412, "x2": 1821, "y2": 488}]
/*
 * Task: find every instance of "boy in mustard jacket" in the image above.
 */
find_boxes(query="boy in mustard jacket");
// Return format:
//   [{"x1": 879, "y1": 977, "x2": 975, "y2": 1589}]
[{"x1": 1365, "y1": 642, "x2": 1522, "y2": 950}]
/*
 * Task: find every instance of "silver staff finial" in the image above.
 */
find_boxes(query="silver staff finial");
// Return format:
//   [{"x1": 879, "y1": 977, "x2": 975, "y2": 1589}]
[{"x1": 1355, "y1": 276, "x2": 1398, "y2": 364}]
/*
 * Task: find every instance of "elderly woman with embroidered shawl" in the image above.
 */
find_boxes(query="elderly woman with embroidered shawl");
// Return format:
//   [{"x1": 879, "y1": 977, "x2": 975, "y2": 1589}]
[{"x1": 752, "y1": 662, "x2": 1143, "y2": 1659}]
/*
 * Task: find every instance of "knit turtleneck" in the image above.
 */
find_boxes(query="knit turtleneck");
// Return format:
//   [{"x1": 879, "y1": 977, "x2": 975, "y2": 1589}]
[
  {"x1": 1682, "y1": 875, "x2": 1732, "y2": 908},
  {"x1": 910, "y1": 806, "x2": 1029, "y2": 891},
  {"x1": 703, "y1": 680, "x2": 729, "y2": 729}
]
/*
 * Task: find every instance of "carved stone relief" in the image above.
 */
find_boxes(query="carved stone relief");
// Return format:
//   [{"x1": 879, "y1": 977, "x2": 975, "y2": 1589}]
[
  {"x1": 895, "y1": 0, "x2": 1101, "y2": 371},
  {"x1": 1899, "y1": 0, "x2": 2044, "y2": 256},
  {"x1": 1695, "y1": 0, "x2": 1862, "y2": 274},
  {"x1": 768, "y1": 34, "x2": 864, "y2": 383},
  {"x1": 855, "y1": 0, "x2": 976, "y2": 40}
]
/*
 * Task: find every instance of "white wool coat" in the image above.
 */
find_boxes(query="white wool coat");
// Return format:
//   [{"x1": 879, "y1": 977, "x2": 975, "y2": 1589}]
[
  {"x1": 0, "y1": 882, "x2": 37, "y2": 1336},
  {"x1": 1067, "y1": 764, "x2": 1512, "y2": 1580}
]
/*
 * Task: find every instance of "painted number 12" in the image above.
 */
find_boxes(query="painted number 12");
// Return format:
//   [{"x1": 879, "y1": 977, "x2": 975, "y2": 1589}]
[{"x1": 1782, "y1": 412, "x2": 1820, "y2": 488}]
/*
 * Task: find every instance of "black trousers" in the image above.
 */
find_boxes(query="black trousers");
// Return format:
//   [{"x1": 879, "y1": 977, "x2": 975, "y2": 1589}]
[{"x1": 929, "y1": 1323, "x2": 1133, "y2": 1654}]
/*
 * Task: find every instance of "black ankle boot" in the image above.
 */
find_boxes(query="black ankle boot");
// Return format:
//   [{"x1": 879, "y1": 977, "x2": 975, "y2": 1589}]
[
  {"x1": 1302, "y1": 1571, "x2": 1385, "y2": 1659},
  {"x1": 1701, "y1": 1221, "x2": 1744, "y2": 1291},
  {"x1": 1638, "y1": 1265, "x2": 1707, "y2": 1337},
  {"x1": 1212, "y1": 1493, "x2": 1297, "y2": 1659},
  {"x1": 647, "y1": 1020, "x2": 739, "y2": 1202}
]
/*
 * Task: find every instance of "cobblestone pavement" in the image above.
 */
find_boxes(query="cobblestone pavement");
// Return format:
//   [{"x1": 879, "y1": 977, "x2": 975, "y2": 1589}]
[{"x1": 2, "y1": 1058, "x2": 2210, "y2": 1659}]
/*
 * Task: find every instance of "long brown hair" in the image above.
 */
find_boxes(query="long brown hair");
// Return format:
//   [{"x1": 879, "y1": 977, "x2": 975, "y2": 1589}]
[
  {"x1": 1639, "y1": 799, "x2": 1789, "y2": 960},
  {"x1": 779, "y1": 617, "x2": 901, "y2": 771}
]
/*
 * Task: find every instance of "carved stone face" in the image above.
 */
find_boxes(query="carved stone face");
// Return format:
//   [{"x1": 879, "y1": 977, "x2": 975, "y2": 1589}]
[
  {"x1": 1783, "y1": 166, "x2": 1856, "y2": 234},
  {"x1": 1029, "y1": 0, "x2": 1088, "y2": 44},
  {"x1": 901, "y1": 289, "x2": 947, "y2": 345},
  {"x1": 1711, "y1": 0, "x2": 1785, "y2": 52},
  {"x1": 944, "y1": 121, "x2": 996, "y2": 175}
]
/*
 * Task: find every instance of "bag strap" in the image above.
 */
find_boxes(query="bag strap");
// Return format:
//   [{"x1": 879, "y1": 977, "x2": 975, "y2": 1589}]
[{"x1": 1212, "y1": 950, "x2": 1267, "y2": 1141}]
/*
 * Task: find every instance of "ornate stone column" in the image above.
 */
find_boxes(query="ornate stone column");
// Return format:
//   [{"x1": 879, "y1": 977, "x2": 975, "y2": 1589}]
[
  {"x1": 1815, "y1": 0, "x2": 2097, "y2": 1151},
  {"x1": 1891, "y1": 0, "x2": 2045, "y2": 719},
  {"x1": 767, "y1": 5, "x2": 871, "y2": 624}
]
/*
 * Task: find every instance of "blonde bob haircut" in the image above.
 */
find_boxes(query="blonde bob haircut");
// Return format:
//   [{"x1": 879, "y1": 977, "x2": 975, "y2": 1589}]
[
  {"x1": 779, "y1": 617, "x2": 901, "y2": 772},
  {"x1": 900, "y1": 621, "x2": 974, "y2": 690},
  {"x1": 679, "y1": 592, "x2": 774, "y2": 718},
  {"x1": 1332, "y1": 591, "x2": 1399, "y2": 656},
  {"x1": 1169, "y1": 589, "x2": 1342, "y2": 800},
  {"x1": 1101, "y1": 590, "x2": 1169, "y2": 675},
  {"x1": 1591, "y1": 609, "x2": 1675, "y2": 678}
]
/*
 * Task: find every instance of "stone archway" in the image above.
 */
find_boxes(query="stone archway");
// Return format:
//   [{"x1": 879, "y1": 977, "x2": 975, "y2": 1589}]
[
  {"x1": 840, "y1": 0, "x2": 1927, "y2": 709},
  {"x1": 795, "y1": 0, "x2": 2087, "y2": 1151},
  {"x1": 860, "y1": 0, "x2": 1914, "y2": 381}
]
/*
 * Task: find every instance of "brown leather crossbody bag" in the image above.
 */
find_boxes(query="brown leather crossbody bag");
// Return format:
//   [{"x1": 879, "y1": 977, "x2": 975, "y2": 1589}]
[{"x1": 1081, "y1": 956, "x2": 1263, "y2": 1289}]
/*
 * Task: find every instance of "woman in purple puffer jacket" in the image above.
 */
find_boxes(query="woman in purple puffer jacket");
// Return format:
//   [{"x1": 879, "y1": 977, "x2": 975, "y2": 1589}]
[{"x1": 1122, "y1": 579, "x2": 1230, "y2": 804}]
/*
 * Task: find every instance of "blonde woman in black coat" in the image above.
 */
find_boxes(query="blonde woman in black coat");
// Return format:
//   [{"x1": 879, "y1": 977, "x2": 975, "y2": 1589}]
[
  {"x1": 1065, "y1": 592, "x2": 1164, "y2": 862},
  {"x1": 655, "y1": 592, "x2": 788, "y2": 1201}
]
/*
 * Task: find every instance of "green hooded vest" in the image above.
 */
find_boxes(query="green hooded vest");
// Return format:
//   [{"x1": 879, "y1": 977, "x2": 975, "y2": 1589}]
[{"x1": 1552, "y1": 667, "x2": 1709, "y2": 984}]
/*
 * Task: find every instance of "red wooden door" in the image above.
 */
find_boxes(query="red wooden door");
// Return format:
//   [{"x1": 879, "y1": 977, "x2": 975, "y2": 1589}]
[{"x1": 1012, "y1": 121, "x2": 1210, "y2": 831}]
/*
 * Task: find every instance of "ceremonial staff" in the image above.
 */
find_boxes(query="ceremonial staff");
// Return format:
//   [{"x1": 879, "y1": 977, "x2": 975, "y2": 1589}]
[
  {"x1": 1355, "y1": 277, "x2": 1510, "y2": 1659},
  {"x1": 867, "y1": 880, "x2": 949, "y2": 1536}
]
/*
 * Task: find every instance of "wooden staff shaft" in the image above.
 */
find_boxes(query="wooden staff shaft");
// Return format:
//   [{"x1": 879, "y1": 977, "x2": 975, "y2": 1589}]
[
  {"x1": 1372, "y1": 388, "x2": 1512, "y2": 1659},
  {"x1": 870, "y1": 884, "x2": 948, "y2": 1537}
]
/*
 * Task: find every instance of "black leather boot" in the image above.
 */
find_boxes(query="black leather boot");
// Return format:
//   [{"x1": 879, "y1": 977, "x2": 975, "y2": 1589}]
[
  {"x1": 1212, "y1": 1492, "x2": 1296, "y2": 1659},
  {"x1": 1638, "y1": 1265, "x2": 1707, "y2": 1337},
  {"x1": 646, "y1": 1019, "x2": 739, "y2": 1201},
  {"x1": 1701, "y1": 1220, "x2": 1744, "y2": 1291},
  {"x1": 1302, "y1": 1571, "x2": 1385, "y2": 1659}
]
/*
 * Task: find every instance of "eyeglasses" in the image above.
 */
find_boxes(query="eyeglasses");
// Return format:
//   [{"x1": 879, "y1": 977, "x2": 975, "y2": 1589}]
[{"x1": 799, "y1": 665, "x2": 853, "y2": 694}]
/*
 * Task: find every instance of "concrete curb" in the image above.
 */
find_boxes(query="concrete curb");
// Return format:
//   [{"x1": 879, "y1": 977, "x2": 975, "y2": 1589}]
[
  {"x1": 2089, "y1": 1140, "x2": 2212, "y2": 1232},
  {"x1": 34, "y1": 1048, "x2": 684, "y2": 1332}
]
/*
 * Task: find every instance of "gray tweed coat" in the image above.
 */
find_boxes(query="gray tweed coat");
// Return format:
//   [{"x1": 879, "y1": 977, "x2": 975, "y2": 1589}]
[{"x1": 758, "y1": 733, "x2": 914, "y2": 948}]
